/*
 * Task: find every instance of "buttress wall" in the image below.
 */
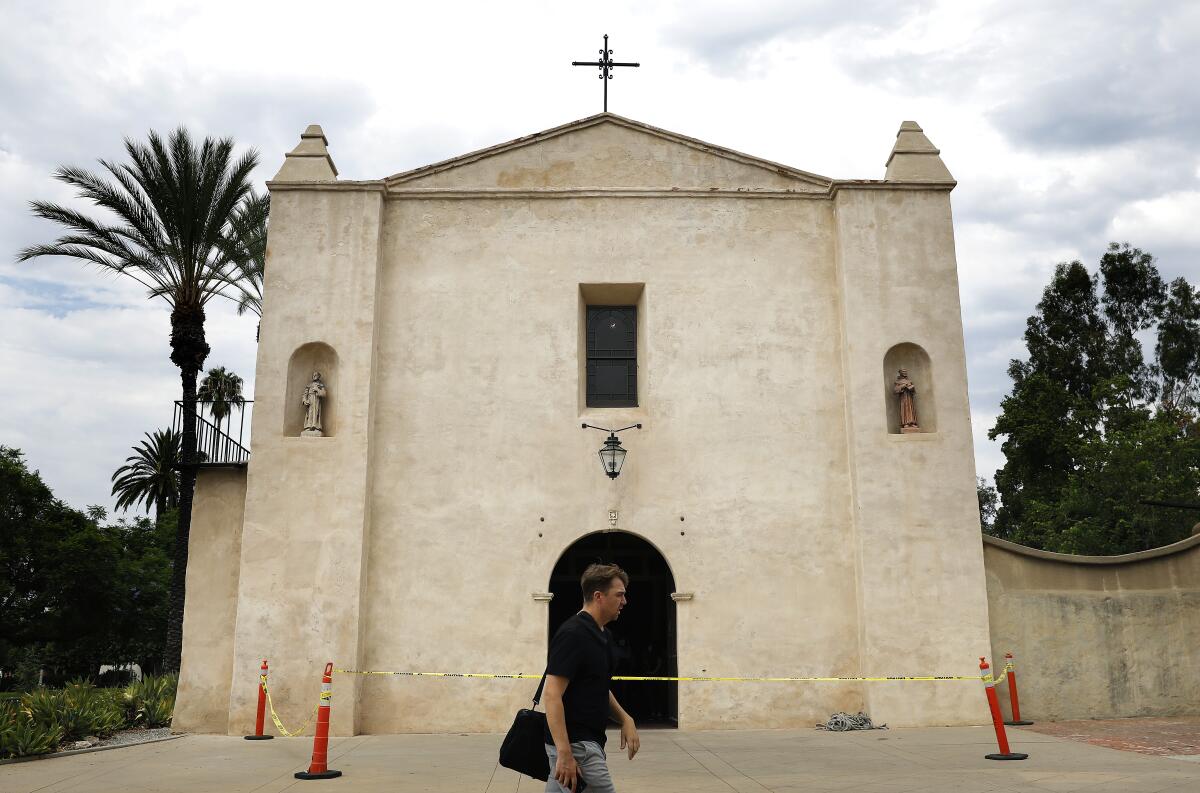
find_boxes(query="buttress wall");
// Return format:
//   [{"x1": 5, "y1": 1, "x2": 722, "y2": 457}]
[
  {"x1": 225, "y1": 185, "x2": 384, "y2": 736},
  {"x1": 832, "y1": 185, "x2": 992, "y2": 725}
]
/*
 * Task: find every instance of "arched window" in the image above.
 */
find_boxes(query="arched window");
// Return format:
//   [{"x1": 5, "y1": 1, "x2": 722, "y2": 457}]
[{"x1": 586, "y1": 306, "x2": 637, "y2": 407}]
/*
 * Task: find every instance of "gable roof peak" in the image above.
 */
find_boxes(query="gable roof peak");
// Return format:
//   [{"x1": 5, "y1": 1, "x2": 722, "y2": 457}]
[{"x1": 384, "y1": 113, "x2": 832, "y2": 188}]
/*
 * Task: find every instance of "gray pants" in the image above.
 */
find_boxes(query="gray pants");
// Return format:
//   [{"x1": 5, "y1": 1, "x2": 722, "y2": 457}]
[{"x1": 544, "y1": 741, "x2": 616, "y2": 793}]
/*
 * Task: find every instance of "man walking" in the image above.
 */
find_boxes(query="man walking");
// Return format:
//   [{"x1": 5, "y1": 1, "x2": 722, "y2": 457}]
[{"x1": 543, "y1": 563, "x2": 641, "y2": 792}]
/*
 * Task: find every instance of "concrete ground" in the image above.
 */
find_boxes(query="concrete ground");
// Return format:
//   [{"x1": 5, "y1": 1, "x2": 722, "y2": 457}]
[{"x1": 4, "y1": 726, "x2": 1200, "y2": 793}]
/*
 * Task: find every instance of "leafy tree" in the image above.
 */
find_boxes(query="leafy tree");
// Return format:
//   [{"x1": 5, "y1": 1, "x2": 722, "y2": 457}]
[
  {"x1": 18, "y1": 128, "x2": 258, "y2": 672},
  {"x1": 111, "y1": 429, "x2": 180, "y2": 523},
  {"x1": 989, "y1": 261, "x2": 1108, "y2": 539},
  {"x1": 988, "y1": 244, "x2": 1200, "y2": 554},
  {"x1": 977, "y1": 477, "x2": 998, "y2": 532},
  {"x1": 1156, "y1": 277, "x2": 1200, "y2": 415},
  {"x1": 1, "y1": 448, "x2": 171, "y2": 682}
]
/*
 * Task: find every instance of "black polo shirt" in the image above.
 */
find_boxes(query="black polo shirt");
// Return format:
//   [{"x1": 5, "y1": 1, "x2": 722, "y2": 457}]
[{"x1": 544, "y1": 610, "x2": 614, "y2": 747}]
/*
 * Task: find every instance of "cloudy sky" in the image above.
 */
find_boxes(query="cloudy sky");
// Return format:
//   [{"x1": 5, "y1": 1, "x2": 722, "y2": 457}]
[{"x1": 2, "y1": 0, "x2": 1198, "y2": 512}]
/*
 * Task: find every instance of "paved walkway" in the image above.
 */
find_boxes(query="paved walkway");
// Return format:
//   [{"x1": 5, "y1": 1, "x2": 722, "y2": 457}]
[
  {"x1": 1024, "y1": 717, "x2": 1200, "y2": 758},
  {"x1": 4, "y1": 726, "x2": 1200, "y2": 793}
]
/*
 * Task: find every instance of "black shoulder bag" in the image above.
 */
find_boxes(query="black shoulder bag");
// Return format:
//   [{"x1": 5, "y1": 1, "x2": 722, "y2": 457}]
[{"x1": 498, "y1": 670, "x2": 549, "y2": 781}]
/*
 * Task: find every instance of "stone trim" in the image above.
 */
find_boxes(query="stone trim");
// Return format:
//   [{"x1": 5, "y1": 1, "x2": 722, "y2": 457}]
[
  {"x1": 829, "y1": 180, "x2": 956, "y2": 194},
  {"x1": 266, "y1": 180, "x2": 385, "y2": 192},
  {"x1": 267, "y1": 180, "x2": 957, "y2": 199},
  {"x1": 385, "y1": 188, "x2": 830, "y2": 199},
  {"x1": 982, "y1": 532, "x2": 1200, "y2": 565}
]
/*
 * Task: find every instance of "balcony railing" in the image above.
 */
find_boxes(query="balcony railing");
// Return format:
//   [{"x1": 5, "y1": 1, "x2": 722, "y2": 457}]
[{"x1": 172, "y1": 400, "x2": 252, "y2": 467}]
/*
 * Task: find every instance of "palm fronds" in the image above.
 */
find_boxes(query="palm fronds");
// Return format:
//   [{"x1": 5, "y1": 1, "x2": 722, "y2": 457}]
[{"x1": 111, "y1": 429, "x2": 180, "y2": 520}]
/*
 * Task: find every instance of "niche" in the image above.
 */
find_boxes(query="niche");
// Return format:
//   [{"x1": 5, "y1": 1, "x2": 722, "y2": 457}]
[
  {"x1": 284, "y1": 342, "x2": 339, "y2": 437},
  {"x1": 883, "y1": 343, "x2": 936, "y2": 434}
]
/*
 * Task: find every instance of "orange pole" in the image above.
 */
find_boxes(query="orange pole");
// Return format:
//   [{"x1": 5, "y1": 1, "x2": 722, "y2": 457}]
[
  {"x1": 1003, "y1": 652, "x2": 1034, "y2": 726},
  {"x1": 295, "y1": 663, "x2": 342, "y2": 780},
  {"x1": 980, "y1": 657, "x2": 1028, "y2": 761},
  {"x1": 244, "y1": 659, "x2": 274, "y2": 740}
]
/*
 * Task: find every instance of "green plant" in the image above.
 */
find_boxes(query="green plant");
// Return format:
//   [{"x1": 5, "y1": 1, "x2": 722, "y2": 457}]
[
  {"x1": 0, "y1": 699, "x2": 20, "y2": 730},
  {"x1": 20, "y1": 688, "x2": 62, "y2": 731},
  {"x1": 0, "y1": 716, "x2": 62, "y2": 758},
  {"x1": 1, "y1": 697, "x2": 63, "y2": 759},
  {"x1": 123, "y1": 674, "x2": 177, "y2": 728},
  {"x1": 20, "y1": 681, "x2": 129, "y2": 743}
]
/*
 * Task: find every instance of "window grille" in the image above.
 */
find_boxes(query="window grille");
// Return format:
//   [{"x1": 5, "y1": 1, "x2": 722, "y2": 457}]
[{"x1": 586, "y1": 306, "x2": 637, "y2": 407}]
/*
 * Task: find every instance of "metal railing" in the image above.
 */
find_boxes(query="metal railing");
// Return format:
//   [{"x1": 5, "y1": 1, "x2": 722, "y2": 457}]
[{"x1": 172, "y1": 400, "x2": 252, "y2": 466}]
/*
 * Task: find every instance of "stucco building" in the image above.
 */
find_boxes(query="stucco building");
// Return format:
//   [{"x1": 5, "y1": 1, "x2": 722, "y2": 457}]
[{"x1": 174, "y1": 114, "x2": 999, "y2": 735}]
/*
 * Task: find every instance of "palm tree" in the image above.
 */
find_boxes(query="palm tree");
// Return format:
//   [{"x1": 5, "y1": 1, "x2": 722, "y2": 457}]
[
  {"x1": 18, "y1": 127, "x2": 257, "y2": 673},
  {"x1": 198, "y1": 366, "x2": 245, "y2": 424},
  {"x1": 197, "y1": 366, "x2": 244, "y2": 460},
  {"x1": 217, "y1": 191, "x2": 269, "y2": 340},
  {"x1": 112, "y1": 429, "x2": 181, "y2": 523}
]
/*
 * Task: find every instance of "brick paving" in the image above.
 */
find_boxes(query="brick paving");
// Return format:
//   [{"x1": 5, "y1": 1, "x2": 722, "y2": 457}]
[{"x1": 1022, "y1": 717, "x2": 1200, "y2": 757}]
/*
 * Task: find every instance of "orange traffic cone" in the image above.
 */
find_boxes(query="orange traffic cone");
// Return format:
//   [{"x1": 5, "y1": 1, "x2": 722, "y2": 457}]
[
  {"x1": 244, "y1": 659, "x2": 274, "y2": 740},
  {"x1": 295, "y1": 663, "x2": 342, "y2": 780},
  {"x1": 980, "y1": 657, "x2": 1028, "y2": 760},
  {"x1": 1002, "y1": 651, "x2": 1034, "y2": 726}
]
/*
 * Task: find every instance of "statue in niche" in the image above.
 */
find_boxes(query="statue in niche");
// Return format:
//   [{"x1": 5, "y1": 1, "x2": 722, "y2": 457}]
[
  {"x1": 893, "y1": 368, "x2": 920, "y2": 433},
  {"x1": 301, "y1": 371, "x2": 328, "y2": 437}
]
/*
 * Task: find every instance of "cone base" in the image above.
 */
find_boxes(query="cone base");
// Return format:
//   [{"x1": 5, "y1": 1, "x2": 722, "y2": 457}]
[
  {"x1": 244, "y1": 734, "x2": 274, "y2": 740},
  {"x1": 1004, "y1": 720, "x2": 1034, "y2": 726},
  {"x1": 295, "y1": 770, "x2": 342, "y2": 780},
  {"x1": 985, "y1": 752, "x2": 1028, "y2": 761}
]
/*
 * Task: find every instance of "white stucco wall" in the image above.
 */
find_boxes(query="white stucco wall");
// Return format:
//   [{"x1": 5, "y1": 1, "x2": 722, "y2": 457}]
[{"x1": 180, "y1": 115, "x2": 993, "y2": 734}]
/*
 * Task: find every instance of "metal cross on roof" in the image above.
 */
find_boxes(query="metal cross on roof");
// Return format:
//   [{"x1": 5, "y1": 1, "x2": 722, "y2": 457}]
[{"x1": 572, "y1": 34, "x2": 640, "y2": 113}]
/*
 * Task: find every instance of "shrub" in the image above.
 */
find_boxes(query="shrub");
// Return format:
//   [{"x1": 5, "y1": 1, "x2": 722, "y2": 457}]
[
  {"x1": 20, "y1": 688, "x2": 62, "y2": 732},
  {"x1": 123, "y1": 674, "x2": 176, "y2": 728},
  {"x1": 0, "y1": 698, "x2": 62, "y2": 759},
  {"x1": 21, "y1": 681, "x2": 128, "y2": 743}
]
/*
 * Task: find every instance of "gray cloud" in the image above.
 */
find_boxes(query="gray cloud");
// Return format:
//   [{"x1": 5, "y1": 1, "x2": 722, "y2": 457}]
[
  {"x1": 659, "y1": 0, "x2": 933, "y2": 73},
  {"x1": 841, "y1": 1, "x2": 1200, "y2": 153},
  {"x1": 3, "y1": 0, "x2": 1199, "y2": 507}
]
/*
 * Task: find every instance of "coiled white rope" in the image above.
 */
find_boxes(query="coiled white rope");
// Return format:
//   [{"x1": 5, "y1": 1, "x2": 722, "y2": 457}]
[{"x1": 816, "y1": 711, "x2": 888, "y2": 731}]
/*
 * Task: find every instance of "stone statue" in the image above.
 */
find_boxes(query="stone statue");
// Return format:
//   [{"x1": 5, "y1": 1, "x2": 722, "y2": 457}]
[
  {"x1": 893, "y1": 368, "x2": 920, "y2": 433},
  {"x1": 301, "y1": 371, "x2": 327, "y2": 437}
]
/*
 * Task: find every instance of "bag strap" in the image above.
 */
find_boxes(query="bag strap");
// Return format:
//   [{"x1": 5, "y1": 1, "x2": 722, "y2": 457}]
[{"x1": 531, "y1": 669, "x2": 548, "y2": 707}]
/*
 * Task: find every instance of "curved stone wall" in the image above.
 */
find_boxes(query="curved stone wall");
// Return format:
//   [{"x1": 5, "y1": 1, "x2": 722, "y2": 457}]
[{"x1": 983, "y1": 532, "x2": 1200, "y2": 721}]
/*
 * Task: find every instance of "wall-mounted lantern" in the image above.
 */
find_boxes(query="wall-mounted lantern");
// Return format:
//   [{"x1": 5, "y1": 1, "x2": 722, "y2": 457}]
[{"x1": 582, "y1": 422, "x2": 642, "y2": 479}]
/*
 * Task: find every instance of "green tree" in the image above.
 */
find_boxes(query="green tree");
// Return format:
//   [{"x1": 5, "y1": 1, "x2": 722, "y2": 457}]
[
  {"x1": 1156, "y1": 277, "x2": 1200, "y2": 415},
  {"x1": 977, "y1": 477, "x2": 998, "y2": 532},
  {"x1": 197, "y1": 366, "x2": 244, "y2": 425},
  {"x1": 18, "y1": 128, "x2": 258, "y2": 673},
  {"x1": 1, "y1": 447, "x2": 173, "y2": 683},
  {"x1": 988, "y1": 244, "x2": 1200, "y2": 554},
  {"x1": 111, "y1": 429, "x2": 180, "y2": 523},
  {"x1": 217, "y1": 191, "x2": 269, "y2": 340},
  {"x1": 989, "y1": 260, "x2": 1108, "y2": 541}
]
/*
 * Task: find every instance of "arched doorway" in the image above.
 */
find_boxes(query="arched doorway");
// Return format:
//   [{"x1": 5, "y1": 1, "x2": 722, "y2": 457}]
[{"x1": 548, "y1": 531, "x2": 677, "y2": 727}]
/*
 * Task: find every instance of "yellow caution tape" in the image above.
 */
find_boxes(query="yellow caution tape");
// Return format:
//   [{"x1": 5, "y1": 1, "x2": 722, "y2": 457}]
[
  {"x1": 984, "y1": 662, "x2": 1014, "y2": 687},
  {"x1": 333, "y1": 669, "x2": 989, "y2": 683},
  {"x1": 260, "y1": 674, "x2": 322, "y2": 737}
]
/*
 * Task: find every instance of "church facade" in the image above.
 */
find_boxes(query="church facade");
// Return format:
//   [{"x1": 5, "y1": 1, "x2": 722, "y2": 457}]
[{"x1": 174, "y1": 114, "x2": 994, "y2": 735}]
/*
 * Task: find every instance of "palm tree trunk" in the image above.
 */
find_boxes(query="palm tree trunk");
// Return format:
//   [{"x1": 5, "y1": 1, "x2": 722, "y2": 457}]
[{"x1": 164, "y1": 304, "x2": 209, "y2": 674}]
